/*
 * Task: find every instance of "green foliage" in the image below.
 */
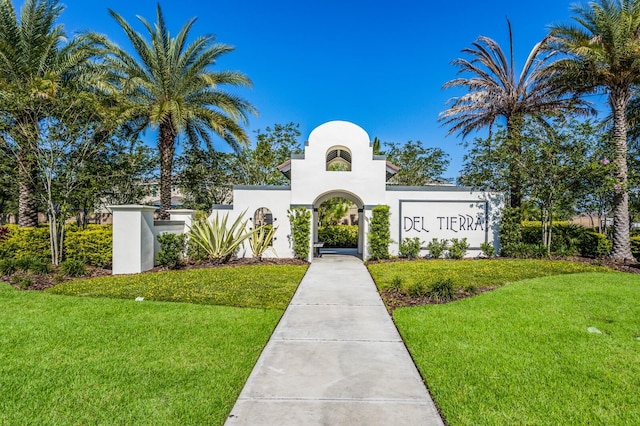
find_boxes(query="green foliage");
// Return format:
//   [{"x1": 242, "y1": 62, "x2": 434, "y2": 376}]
[
  {"x1": 385, "y1": 140, "x2": 450, "y2": 185},
  {"x1": 368, "y1": 259, "x2": 610, "y2": 295},
  {"x1": 389, "y1": 276, "x2": 403, "y2": 291},
  {"x1": 631, "y1": 236, "x2": 640, "y2": 260},
  {"x1": 448, "y1": 238, "x2": 470, "y2": 259},
  {"x1": 317, "y1": 225, "x2": 358, "y2": 248},
  {"x1": 426, "y1": 238, "x2": 448, "y2": 259},
  {"x1": 15, "y1": 256, "x2": 51, "y2": 275},
  {"x1": 188, "y1": 213, "x2": 252, "y2": 263},
  {"x1": 48, "y1": 264, "x2": 307, "y2": 310},
  {"x1": 318, "y1": 197, "x2": 354, "y2": 226},
  {"x1": 0, "y1": 225, "x2": 51, "y2": 261},
  {"x1": 249, "y1": 225, "x2": 277, "y2": 260},
  {"x1": 428, "y1": 278, "x2": 455, "y2": 301},
  {"x1": 399, "y1": 237, "x2": 422, "y2": 259},
  {"x1": 156, "y1": 233, "x2": 186, "y2": 269},
  {"x1": 64, "y1": 225, "x2": 112, "y2": 267},
  {"x1": 0, "y1": 258, "x2": 17, "y2": 276},
  {"x1": 407, "y1": 281, "x2": 428, "y2": 297},
  {"x1": 579, "y1": 231, "x2": 612, "y2": 258},
  {"x1": 480, "y1": 242, "x2": 496, "y2": 258},
  {"x1": 499, "y1": 207, "x2": 523, "y2": 255},
  {"x1": 288, "y1": 207, "x2": 311, "y2": 260},
  {"x1": 59, "y1": 259, "x2": 86, "y2": 277},
  {"x1": 368, "y1": 205, "x2": 390, "y2": 260}
]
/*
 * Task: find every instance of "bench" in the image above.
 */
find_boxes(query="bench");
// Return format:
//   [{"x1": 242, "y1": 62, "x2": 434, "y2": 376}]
[{"x1": 313, "y1": 241, "x2": 324, "y2": 257}]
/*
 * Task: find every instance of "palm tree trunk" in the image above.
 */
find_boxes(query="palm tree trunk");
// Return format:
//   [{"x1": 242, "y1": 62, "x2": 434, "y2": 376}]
[
  {"x1": 506, "y1": 116, "x2": 523, "y2": 210},
  {"x1": 158, "y1": 120, "x2": 176, "y2": 220},
  {"x1": 17, "y1": 150, "x2": 38, "y2": 227},
  {"x1": 609, "y1": 87, "x2": 634, "y2": 260}
]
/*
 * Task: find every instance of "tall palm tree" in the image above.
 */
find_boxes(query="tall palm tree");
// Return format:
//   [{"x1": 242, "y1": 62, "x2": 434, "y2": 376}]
[
  {"x1": 104, "y1": 4, "x2": 256, "y2": 218},
  {"x1": 0, "y1": 0, "x2": 99, "y2": 227},
  {"x1": 439, "y1": 19, "x2": 591, "y2": 209},
  {"x1": 546, "y1": 0, "x2": 640, "y2": 260}
]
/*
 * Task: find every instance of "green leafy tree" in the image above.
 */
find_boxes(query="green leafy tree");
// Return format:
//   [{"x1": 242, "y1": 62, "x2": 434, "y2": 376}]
[
  {"x1": 102, "y1": 5, "x2": 256, "y2": 218},
  {"x1": 318, "y1": 197, "x2": 353, "y2": 226},
  {"x1": 546, "y1": 0, "x2": 640, "y2": 259},
  {"x1": 440, "y1": 19, "x2": 591, "y2": 211},
  {"x1": 177, "y1": 148, "x2": 236, "y2": 210},
  {"x1": 0, "y1": 143, "x2": 17, "y2": 222},
  {"x1": 235, "y1": 123, "x2": 302, "y2": 185},
  {"x1": 0, "y1": 0, "x2": 101, "y2": 227},
  {"x1": 385, "y1": 140, "x2": 450, "y2": 185}
]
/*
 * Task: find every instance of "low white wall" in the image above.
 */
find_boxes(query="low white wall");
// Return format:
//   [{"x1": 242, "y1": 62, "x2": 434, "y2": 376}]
[{"x1": 385, "y1": 187, "x2": 503, "y2": 258}]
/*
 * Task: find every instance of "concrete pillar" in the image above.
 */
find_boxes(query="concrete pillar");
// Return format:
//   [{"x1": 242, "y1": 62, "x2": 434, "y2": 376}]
[
  {"x1": 111, "y1": 205, "x2": 157, "y2": 275},
  {"x1": 169, "y1": 209, "x2": 196, "y2": 233}
]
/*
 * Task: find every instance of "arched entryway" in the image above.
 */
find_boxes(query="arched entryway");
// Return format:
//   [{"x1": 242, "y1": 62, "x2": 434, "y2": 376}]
[{"x1": 313, "y1": 191, "x2": 365, "y2": 257}]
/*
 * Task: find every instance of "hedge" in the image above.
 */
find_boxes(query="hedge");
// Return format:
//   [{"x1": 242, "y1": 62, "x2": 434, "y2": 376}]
[
  {"x1": 515, "y1": 221, "x2": 610, "y2": 258},
  {"x1": 64, "y1": 225, "x2": 112, "y2": 267},
  {"x1": 317, "y1": 225, "x2": 358, "y2": 248},
  {"x1": 0, "y1": 224, "x2": 112, "y2": 267}
]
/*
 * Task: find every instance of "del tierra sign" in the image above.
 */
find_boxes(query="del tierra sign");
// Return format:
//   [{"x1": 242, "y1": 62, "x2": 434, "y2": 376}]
[{"x1": 399, "y1": 200, "x2": 488, "y2": 248}]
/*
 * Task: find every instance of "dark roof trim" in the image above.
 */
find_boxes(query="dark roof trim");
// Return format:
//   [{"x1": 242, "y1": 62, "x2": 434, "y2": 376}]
[
  {"x1": 386, "y1": 185, "x2": 479, "y2": 192},
  {"x1": 233, "y1": 185, "x2": 291, "y2": 191}
]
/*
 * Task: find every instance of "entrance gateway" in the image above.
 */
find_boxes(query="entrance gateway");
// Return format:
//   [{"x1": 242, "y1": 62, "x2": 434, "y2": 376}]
[{"x1": 212, "y1": 120, "x2": 503, "y2": 261}]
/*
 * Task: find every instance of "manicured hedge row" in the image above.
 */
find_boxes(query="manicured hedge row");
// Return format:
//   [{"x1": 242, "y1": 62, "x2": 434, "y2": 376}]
[
  {"x1": 0, "y1": 224, "x2": 112, "y2": 267},
  {"x1": 317, "y1": 225, "x2": 358, "y2": 248},
  {"x1": 519, "y1": 221, "x2": 610, "y2": 258}
]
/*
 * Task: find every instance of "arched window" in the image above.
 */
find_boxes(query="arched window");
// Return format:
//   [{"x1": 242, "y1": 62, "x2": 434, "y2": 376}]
[
  {"x1": 326, "y1": 146, "x2": 352, "y2": 171},
  {"x1": 254, "y1": 207, "x2": 273, "y2": 226}
]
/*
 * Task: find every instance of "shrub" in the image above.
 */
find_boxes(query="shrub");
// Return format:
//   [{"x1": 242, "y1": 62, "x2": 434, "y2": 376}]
[
  {"x1": 448, "y1": 238, "x2": 470, "y2": 259},
  {"x1": 249, "y1": 225, "x2": 277, "y2": 260},
  {"x1": 288, "y1": 207, "x2": 312, "y2": 260},
  {"x1": 500, "y1": 207, "x2": 522, "y2": 248},
  {"x1": 389, "y1": 276, "x2": 403, "y2": 291},
  {"x1": 399, "y1": 237, "x2": 422, "y2": 259},
  {"x1": 368, "y1": 205, "x2": 390, "y2": 260},
  {"x1": 522, "y1": 221, "x2": 584, "y2": 255},
  {"x1": 189, "y1": 213, "x2": 252, "y2": 263},
  {"x1": 157, "y1": 233, "x2": 186, "y2": 269},
  {"x1": 428, "y1": 278, "x2": 455, "y2": 301},
  {"x1": 64, "y1": 225, "x2": 112, "y2": 267},
  {"x1": 501, "y1": 243, "x2": 548, "y2": 259},
  {"x1": 407, "y1": 281, "x2": 428, "y2": 297},
  {"x1": 0, "y1": 225, "x2": 8, "y2": 242},
  {"x1": 15, "y1": 256, "x2": 51, "y2": 275},
  {"x1": 0, "y1": 258, "x2": 17, "y2": 276},
  {"x1": 480, "y1": 242, "x2": 496, "y2": 258},
  {"x1": 317, "y1": 225, "x2": 358, "y2": 248},
  {"x1": 60, "y1": 259, "x2": 86, "y2": 277},
  {"x1": 0, "y1": 225, "x2": 51, "y2": 261},
  {"x1": 579, "y1": 232, "x2": 611, "y2": 258},
  {"x1": 426, "y1": 238, "x2": 448, "y2": 259}
]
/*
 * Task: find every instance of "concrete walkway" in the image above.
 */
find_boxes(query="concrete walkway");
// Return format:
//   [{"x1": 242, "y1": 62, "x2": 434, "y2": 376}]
[{"x1": 225, "y1": 255, "x2": 444, "y2": 425}]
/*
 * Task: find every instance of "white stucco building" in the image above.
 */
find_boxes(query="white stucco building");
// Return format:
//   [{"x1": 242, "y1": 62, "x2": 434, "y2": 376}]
[{"x1": 211, "y1": 120, "x2": 502, "y2": 261}]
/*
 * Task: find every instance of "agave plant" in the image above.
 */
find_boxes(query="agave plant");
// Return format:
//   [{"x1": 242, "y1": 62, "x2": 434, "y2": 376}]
[
  {"x1": 249, "y1": 225, "x2": 278, "y2": 260},
  {"x1": 187, "y1": 212, "x2": 251, "y2": 263}
]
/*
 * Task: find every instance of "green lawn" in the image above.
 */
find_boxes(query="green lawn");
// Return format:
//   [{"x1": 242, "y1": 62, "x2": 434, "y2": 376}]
[
  {"x1": 394, "y1": 272, "x2": 640, "y2": 425},
  {"x1": 47, "y1": 264, "x2": 308, "y2": 309},
  {"x1": 368, "y1": 258, "x2": 610, "y2": 292},
  {"x1": 1, "y1": 264, "x2": 307, "y2": 425}
]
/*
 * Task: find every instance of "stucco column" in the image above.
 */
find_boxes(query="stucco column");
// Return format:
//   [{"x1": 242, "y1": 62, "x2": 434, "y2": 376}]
[
  {"x1": 169, "y1": 209, "x2": 196, "y2": 233},
  {"x1": 111, "y1": 205, "x2": 157, "y2": 275}
]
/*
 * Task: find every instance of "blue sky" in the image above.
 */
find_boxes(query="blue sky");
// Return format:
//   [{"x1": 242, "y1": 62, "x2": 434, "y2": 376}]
[{"x1": 54, "y1": 0, "x2": 583, "y2": 178}]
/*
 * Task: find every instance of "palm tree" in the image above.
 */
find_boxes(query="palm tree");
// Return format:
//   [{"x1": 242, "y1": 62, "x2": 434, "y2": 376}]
[
  {"x1": 0, "y1": 0, "x2": 99, "y2": 227},
  {"x1": 439, "y1": 19, "x2": 591, "y2": 210},
  {"x1": 103, "y1": 4, "x2": 256, "y2": 218},
  {"x1": 546, "y1": 0, "x2": 640, "y2": 260}
]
